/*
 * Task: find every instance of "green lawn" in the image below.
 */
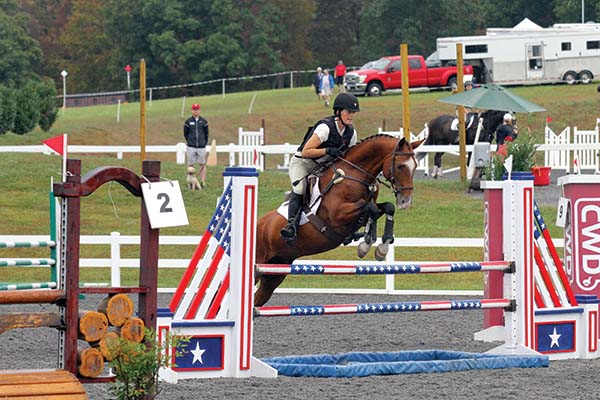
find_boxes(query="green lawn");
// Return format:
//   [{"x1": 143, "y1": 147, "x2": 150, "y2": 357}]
[{"x1": 0, "y1": 84, "x2": 580, "y2": 290}]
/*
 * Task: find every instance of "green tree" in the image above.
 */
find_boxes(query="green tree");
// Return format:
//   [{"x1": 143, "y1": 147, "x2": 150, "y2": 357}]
[
  {"x1": 0, "y1": 2, "x2": 43, "y2": 85},
  {"x1": 57, "y1": 0, "x2": 116, "y2": 93},
  {"x1": 37, "y1": 79, "x2": 59, "y2": 132},
  {"x1": 0, "y1": 86, "x2": 17, "y2": 135},
  {"x1": 13, "y1": 82, "x2": 42, "y2": 135}
]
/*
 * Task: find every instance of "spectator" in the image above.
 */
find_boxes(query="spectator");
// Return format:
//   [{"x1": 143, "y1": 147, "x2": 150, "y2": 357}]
[
  {"x1": 183, "y1": 103, "x2": 209, "y2": 189},
  {"x1": 319, "y1": 70, "x2": 335, "y2": 107},
  {"x1": 280, "y1": 93, "x2": 360, "y2": 242},
  {"x1": 334, "y1": 60, "x2": 347, "y2": 92},
  {"x1": 313, "y1": 67, "x2": 323, "y2": 100},
  {"x1": 495, "y1": 113, "x2": 518, "y2": 145}
]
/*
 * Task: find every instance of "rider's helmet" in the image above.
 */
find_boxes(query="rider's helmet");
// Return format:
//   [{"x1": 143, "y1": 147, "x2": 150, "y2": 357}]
[
  {"x1": 333, "y1": 93, "x2": 360, "y2": 112},
  {"x1": 464, "y1": 80, "x2": 473, "y2": 89},
  {"x1": 503, "y1": 113, "x2": 513, "y2": 121}
]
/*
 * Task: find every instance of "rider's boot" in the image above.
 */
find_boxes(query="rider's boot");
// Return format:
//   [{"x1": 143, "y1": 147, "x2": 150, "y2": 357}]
[{"x1": 280, "y1": 192, "x2": 303, "y2": 242}]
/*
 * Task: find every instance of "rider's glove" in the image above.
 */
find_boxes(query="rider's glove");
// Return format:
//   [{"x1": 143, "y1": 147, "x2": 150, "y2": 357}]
[{"x1": 326, "y1": 147, "x2": 342, "y2": 157}]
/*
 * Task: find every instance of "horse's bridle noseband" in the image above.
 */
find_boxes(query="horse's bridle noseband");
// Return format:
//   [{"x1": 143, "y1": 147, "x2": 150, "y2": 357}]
[{"x1": 385, "y1": 140, "x2": 416, "y2": 196}]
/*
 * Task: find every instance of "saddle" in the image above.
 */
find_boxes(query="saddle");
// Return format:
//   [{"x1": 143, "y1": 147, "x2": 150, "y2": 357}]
[
  {"x1": 278, "y1": 165, "x2": 355, "y2": 242},
  {"x1": 450, "y1": 114, "x2": 476, "y2": 133}
]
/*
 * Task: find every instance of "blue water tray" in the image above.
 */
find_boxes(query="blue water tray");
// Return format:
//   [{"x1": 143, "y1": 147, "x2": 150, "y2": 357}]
[{"x1": 262, "y1": 349, "x2": 548, "y2": 378}]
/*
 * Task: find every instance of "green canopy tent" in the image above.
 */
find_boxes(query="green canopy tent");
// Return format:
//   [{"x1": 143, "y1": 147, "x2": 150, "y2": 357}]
[{"x1": 438, "y1": 84, "x2": 546, "y2": 113}]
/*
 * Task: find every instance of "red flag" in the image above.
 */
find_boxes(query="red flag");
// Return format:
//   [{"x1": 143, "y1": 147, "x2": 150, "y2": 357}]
[
  {"x1": 546, "y1": 116, "x2": 553, "y2": 124},
  {"x1": 43, "y1": 134, "x2": 66, "y2": 156},
  {"x1": 573, "y1": 153, "x2": 581, "y2": 175},
  {"x1": 253, "y1": 148, "x2": 258, "y2": 165}
]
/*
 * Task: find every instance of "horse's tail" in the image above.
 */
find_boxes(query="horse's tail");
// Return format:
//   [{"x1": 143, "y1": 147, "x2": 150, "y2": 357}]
[{"x1": 416, "y1": 131, "x2": 433, "y2": 161}]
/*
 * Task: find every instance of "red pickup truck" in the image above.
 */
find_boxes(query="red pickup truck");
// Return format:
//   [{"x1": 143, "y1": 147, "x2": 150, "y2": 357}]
[{"x1": 344, "y1": 55, "x2": 474, "y2": 96}]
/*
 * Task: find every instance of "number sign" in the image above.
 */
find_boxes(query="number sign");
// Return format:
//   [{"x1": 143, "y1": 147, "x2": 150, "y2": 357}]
[{"x1": 141, "y1": 181, "x2": 189, "y2": 229}]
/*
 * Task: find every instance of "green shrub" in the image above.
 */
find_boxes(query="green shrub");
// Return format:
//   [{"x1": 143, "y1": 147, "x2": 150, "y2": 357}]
[
  {"x1": 13, "y1": 81, "x2": 41, "y2": 135},
  {"x1": 0, "y1": 85, "x2": 16, "y2": 134},
  {"x1": 37, "y1": 79, "x2": 59, "y2": 131},
  {"x1": 108, "y1": 328, "x2": 189, "y2": 400}
]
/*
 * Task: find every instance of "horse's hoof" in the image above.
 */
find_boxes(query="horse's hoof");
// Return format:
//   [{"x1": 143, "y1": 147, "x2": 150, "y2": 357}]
[
  {"x1": 374, "y1": 243, "x2": 389, "y2": 261},
  {"x1": 357, "y1": 241, "x2": 372, "y2": 258}
]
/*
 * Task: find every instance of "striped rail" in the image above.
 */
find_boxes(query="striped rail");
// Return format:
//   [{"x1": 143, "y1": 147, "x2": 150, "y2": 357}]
[
  {"x1": 255, "y1": 261, "x2": 513, "y2": 275},
  {"x1": 0, "y1": 240, "x2": 56, "y2": 249},
  {"x1": 0, "y1": 259, "x2": 56, "y2": 267},
  {"x1": 255, "y1": 298, "x2": 513, "y2": 317},
  {"x1": 0, "y1": 282, "x2": 58, "y2": 291}
]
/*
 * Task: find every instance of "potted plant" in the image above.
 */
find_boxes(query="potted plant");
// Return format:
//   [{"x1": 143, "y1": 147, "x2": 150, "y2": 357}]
[{"x1": 484, "y1": 131, "x2": 539, "y2": 181}]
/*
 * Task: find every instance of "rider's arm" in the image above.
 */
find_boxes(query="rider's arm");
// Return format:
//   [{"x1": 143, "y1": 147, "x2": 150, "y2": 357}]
[{"x1": 301, "y1": 123, "x2": 329, "y2": 158}]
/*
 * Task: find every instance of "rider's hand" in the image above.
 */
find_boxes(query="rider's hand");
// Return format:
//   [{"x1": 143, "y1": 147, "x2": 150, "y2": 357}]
[{"x1": 326, "y1": 147, "x2": 342, "y2": 157}]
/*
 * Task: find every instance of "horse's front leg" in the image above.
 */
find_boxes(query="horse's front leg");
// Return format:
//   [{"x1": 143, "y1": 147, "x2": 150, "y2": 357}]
[
  {"x1": 374, "y1": 201, "x2": 395, "y2": 261},
  {"x1": 357, "y1": 202, "x2": 379, "y2": 258}
]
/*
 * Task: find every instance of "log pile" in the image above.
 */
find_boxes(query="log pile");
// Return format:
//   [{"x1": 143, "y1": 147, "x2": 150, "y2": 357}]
[{"x1": 77, "y1": 293, "x2": 145, "y2": 378}]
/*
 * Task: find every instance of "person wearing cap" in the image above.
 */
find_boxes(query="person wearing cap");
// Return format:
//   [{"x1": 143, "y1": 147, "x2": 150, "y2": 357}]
[
  {"x1": 280, "y1": 92, "x2": 360, "y2": 242},
  {"x1": 313, "y1": 67, "x2": 324, "y2": 99},
  {"x1": 183, "y1": 103, "x2": 209, "y2": 189},
  {"x1": 495, "y1": 113, "x2": 518, "y2": 145}
]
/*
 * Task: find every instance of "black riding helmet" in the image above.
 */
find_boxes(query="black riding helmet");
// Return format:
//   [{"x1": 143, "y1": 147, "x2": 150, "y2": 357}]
[
  {"x1": 333, "y1": 93, "x2": 360, "y2": 126},
  {"x1": 333, "y1": 93, "x2": 360, "y2": 112}
]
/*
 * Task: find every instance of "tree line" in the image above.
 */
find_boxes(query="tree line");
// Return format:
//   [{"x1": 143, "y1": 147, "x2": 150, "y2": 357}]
[{"x1": 1, "y1": 0, "x2": 598, "y2": 134}]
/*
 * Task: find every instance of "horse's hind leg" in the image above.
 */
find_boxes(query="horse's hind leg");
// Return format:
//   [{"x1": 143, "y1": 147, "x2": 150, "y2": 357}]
[
  {"x1": 375, "y1": 202, "x2": 395, "y2": 261},
  {"x1": 254, "y1": 275, "x2": 286, "y2": 307},
  {"x1": 433, "y1": 153, "x2": 444, "y2": 179}
]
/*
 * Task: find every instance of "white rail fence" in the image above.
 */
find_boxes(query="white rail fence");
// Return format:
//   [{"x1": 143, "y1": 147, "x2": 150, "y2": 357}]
[
  {"x1": 0, "y1": 234, "x2": 564, "y2": 295},
  {"x1": 1, "y1": 120, "x2": 599, "y2": 174}
]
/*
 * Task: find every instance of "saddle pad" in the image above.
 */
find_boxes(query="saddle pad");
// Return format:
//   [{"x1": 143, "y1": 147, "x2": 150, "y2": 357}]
[
  {"x1": 277, "y1": 178, "x2": 323, "y2": 226},
  {"x1": 450, "y1": 115, "x2": 475, "y2": 131}
]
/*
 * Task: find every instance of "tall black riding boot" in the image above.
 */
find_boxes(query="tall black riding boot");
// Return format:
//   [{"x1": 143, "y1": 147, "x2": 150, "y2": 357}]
[{"x1": 280, "y1": 192, "x2": 303, "y2": 241}]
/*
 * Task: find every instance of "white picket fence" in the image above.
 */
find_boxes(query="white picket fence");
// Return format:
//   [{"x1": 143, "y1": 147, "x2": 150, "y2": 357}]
[{"x1": 2, "y1": 120, "x2": 600, "y2": 174}]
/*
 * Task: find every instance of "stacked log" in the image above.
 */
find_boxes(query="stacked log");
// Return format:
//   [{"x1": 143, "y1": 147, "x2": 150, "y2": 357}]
[{"x1": 76, "y1": 293, "x2": 145, "y2": 378}]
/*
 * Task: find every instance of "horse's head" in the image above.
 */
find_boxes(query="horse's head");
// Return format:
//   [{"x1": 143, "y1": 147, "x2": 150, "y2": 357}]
[{"x1": 383, "y1": 137, "x2": 425, "y2": 209}]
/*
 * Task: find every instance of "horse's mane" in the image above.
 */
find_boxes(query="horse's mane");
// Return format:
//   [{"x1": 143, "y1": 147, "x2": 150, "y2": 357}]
[{"x1": 349, "y1": 133, "x2": 402, "y2": 149}]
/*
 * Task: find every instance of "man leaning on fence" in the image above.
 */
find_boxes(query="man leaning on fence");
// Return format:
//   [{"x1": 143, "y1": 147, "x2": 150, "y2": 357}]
[{"x1": 184, "y1": 103, "x2": 209, "y2": 189}]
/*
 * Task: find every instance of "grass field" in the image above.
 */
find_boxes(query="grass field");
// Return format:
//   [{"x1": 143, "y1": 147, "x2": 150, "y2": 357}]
[{"x1": 0, "y1": 84, "x2": 589, "y2": 290}]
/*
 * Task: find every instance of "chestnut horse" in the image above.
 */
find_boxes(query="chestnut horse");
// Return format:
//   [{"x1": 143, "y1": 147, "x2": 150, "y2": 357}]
[{"x1": 254, "y1": 135, "x2": 424, "y2": 306}]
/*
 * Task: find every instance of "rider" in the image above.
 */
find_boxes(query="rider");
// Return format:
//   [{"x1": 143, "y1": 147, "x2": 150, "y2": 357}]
[
  {"x1": 495, "y1": 113, "x2": 518, "y2": 144},
  {"x1": 452, "y1": 80, "x2": 476, "y2": 132},
  {"x1": 280, "y1": 92, "x2": 360, "y2": 242}
]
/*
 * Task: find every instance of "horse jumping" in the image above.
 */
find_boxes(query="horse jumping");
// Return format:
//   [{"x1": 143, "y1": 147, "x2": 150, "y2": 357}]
[
  {"x1": 254, "y1": 134, "x2": 424, "y2": 306},
  {"x1": 419, "y1": 110, "x2": 506, "y2": 178}
]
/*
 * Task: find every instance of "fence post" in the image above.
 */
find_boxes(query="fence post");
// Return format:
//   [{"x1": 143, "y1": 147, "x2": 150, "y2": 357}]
[
  {"x1": 228, "y1": 143, "x2": 235, "y2": 166},
  {"x1": 385, "y1": 242, "x2": 396, "y2": 293},
  {"x1": 222, "y1": 79, "x2": 226, "y2": 97},
  {"x1": 110, "y1": 231, "x2": 121, "y2": 287},
  {"x1": 176, "y1": 142, "x2": 186, "y2": 165},
  {"x1": 290, "y1": 72, "x2": 294, "y2": 89}
]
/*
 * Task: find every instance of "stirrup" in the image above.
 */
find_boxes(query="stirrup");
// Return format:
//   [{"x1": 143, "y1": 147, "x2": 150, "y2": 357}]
[{"x1": 280, "y1": 223, "x2": 297, "y2": 241}]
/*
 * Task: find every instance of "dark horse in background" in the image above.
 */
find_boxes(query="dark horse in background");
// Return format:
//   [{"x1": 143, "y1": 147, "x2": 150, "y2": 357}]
[
  {"x1": 418, "y1": 110, "x2": 506, "y2": 178},
  {"x1": 254, "y1": 135, "x2": 424, "y2": 306}
]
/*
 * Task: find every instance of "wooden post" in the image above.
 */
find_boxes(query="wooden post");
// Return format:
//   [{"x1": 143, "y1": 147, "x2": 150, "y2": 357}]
[
  {"x1": 456, "y1": 43, "x2": 466, "y2": 181},
  {"x1": 140, "y1": 59, "x2": 147, "y2": 169},
  {"x1": 400, "y1": 44, "x2": 410, "y2": 141},
  {"x1": 139, "y1": 160, "x2": 160, "y2": 331}
]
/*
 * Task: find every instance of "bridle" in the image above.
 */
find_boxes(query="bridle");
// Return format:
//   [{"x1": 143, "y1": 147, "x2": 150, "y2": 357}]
[
  {"x1": 331, "y1": 138, "x2": 416, "y2": 198},
  {"x1": 385, "y1": 138, "x2": 416, "y2": 196}
]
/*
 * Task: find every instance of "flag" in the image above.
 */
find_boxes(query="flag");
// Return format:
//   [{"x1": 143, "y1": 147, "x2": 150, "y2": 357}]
[
  {"x1": 503, "y1": 154, "x2": 513, "y2": 180},
  {"x1": 42, "y1": 134, "x2": 68, "y2": 182},
  {"x1": 170, "y1": 181, "x2": 232, "y2": 320},
  {"x1": 546, "y1": 116, "x2": 553, "y2": 124},
  {"x1": 253, "y1": 148, "x2": 258, "y2": 166},
  {"x1": 573, "y1": 153, "x2": 581, "y2": 175}
]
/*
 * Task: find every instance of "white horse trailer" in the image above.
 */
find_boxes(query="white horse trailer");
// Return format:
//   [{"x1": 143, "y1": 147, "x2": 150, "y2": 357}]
[{"x1": 432, "y1": 19, "x2": 600, "y2": 85}]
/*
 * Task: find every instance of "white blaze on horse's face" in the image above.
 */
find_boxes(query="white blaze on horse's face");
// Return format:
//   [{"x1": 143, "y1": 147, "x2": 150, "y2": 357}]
[{"x1": 395, "y1": 157, "x2": 416, "y2": 210}]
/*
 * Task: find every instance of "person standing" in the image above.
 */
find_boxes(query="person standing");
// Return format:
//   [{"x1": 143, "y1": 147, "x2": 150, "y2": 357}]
[
  {"x1": 313, "y1": 67, "x2": 323, "y2": 100},
  {"x1": 280, "y1": 93, "x2": 360, "y2": 242},
  {"x1": 334, "y1": 60, "x2": 347, "y2": 92},
  {"x1": 183, "y1": 103, "x2": 209, "y2": 189},
  {"x1": 319, "y1": 70, "x2": 335, "y2": 107},
  {"x1": 495, "y1": 113, "x2": 518, "y2": 145}
]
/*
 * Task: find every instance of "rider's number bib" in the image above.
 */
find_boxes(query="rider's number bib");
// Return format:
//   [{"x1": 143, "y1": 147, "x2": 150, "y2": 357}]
[{"x1": 142, "y1": 181, "x2": 189, "y2": 229}]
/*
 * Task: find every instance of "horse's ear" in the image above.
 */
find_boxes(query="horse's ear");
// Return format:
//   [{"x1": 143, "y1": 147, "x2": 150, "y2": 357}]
[
  {"x1": 395, "y1": 137, "x2": 407, "y2": 149},
  {"x1": 411, "y1": 139, "x2": 426, "y2": 149}
]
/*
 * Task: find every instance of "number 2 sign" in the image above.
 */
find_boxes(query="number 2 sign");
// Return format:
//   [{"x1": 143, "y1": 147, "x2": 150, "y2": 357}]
[{"x1": 141, "y1": 181, "x2": 189, "y2": 229}]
